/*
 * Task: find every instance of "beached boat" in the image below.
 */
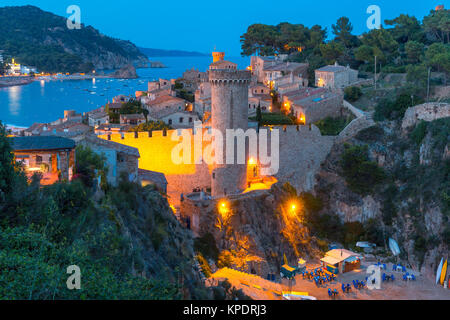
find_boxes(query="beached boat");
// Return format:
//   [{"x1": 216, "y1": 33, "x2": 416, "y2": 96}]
[
  {"x1": 440, "y1": 260, "x2": 447, "y2": 286},
  {"x1": 389, "y1": 238, "x2": 400, "y2": 256},
  {"x1": 436, "y1": 258, "x2": 444, "y2": 284}
]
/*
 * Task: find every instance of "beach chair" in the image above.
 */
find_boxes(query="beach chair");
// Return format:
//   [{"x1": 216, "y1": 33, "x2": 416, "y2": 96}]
[
  {"x1": 342, "y1": 283, "x2": 346, "y2": 293},
  {"x1": 382, "y1": 273, "x2": 386, "y2": 282},
  {"x1": 392, "y1": 264, "x2": 397, "y2": 271},
  {"x1": 411, "y1": 274, "x2": 416, "y2": 281},
  {"x1": 346, "y1": 284, "x2": 351, "y2": 293},
  {"x1": 328, "y1": 288, "x2": 333, "y2": 298},
  {"x1": 333, "y1": 289, "x2": 339, "y2": 297},
  {"x1": 402, "y1": 266, "x2": 406, "y2": 273},
  {"x1": 403, "y1": 274, "x2": 407, "y2": 281},
  {"x1": 383, "y1": 264, "x2": 386, "y2": 270},
  {"x1": 391, "y1": 274, "x2": 395, "y2": 281}
]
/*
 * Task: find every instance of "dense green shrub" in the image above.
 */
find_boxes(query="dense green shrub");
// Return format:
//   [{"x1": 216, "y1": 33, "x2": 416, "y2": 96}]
[
  {"x1": 344, "y1": 86, "x2": 362, "y2": 102},
  {"x1": 196, "y1": 253, "x2": 212, "y2": 278},
  {"x1": 355, "y1": 125, "x2": 384, "y2": 142},
  {"x1": 74, "y1": 145, "x2": 108, "y2": 188},
  {"x1": 410, "y1": 120, "x2": 428, "y2": 145},
  {"x1": 249, "y1": 112, "x2": 294, "y2": 125},
  {"x1": 314, "y1": 116, "x2": 353, "y2": 136},
  {"x1": 340, "y1": 144, "x2": 386, "y2": 195},
  {"x1": 374, "y1": 93, "x2": 424, "y2": 121},
  {"x1": 194, "y1": 233, "x2": 219, "y2": 261}
]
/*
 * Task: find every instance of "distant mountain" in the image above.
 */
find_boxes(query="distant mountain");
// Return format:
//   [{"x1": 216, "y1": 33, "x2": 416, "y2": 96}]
[
  {"x1": 0, "y1": 5, "x2": 150, "y2": 73},
  {"x1": 138, "y1": 47, "x2": 208, "y2": 57}
]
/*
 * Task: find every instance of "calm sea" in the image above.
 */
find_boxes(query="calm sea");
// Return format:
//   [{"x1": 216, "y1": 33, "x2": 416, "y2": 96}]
[{"x1": 0, "y1": 56, "x2": 250, "y2": 127}]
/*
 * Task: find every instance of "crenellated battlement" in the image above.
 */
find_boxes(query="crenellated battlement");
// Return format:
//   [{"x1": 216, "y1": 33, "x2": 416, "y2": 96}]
[
  {"x1": 209, "y1": 69, "x2": 251, "y2": 85},
  {"x1": 98, "y1": 124, "x2": 325, "y2": 144}
]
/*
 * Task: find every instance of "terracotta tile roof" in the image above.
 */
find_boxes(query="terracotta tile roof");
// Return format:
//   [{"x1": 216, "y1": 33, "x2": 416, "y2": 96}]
[{"x1": 145, "y1": 95, "x2": 186, "y2": 106}]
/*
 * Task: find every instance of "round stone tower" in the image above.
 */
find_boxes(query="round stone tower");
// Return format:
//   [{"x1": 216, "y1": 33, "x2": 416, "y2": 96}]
[
  {"x1": 209, "y1": 61, "x2": 251, "y2": 197},
  {"x1": 212, "y1": 52, "x2": 225, "y2": 63}
]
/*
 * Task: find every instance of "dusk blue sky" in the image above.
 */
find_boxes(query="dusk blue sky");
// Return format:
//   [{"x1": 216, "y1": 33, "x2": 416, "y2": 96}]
[{"x1": 1, "y1": 1, "x2": 445, "y2": 55}]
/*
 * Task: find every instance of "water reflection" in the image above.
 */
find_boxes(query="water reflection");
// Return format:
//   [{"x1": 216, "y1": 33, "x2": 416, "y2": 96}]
[
  {"x1": 8, "y1": 86, "x2": 22, "y2": 116},
  {"x1": 40, "y1": 80, "x2": 45, "y2": 96}
]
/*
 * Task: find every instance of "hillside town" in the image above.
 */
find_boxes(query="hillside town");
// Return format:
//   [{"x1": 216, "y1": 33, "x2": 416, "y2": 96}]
[{"x1": 1, "y1": 3, "x2": 449, "y2": 303}]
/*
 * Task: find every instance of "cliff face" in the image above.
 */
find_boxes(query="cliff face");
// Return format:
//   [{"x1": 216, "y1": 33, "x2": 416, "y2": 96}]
[
  {"x1": 105, "y1": 184, "x2": 206, "y2": 299},
  {"x1": 0, "y1": 5, "x2": 149, "y2": 72},
  {"x1": 196, "y1": 186, "x2": 323, "y2": 276},
  {"x1": 313, "y1": 112, "x2": 450, "y2": 276}
]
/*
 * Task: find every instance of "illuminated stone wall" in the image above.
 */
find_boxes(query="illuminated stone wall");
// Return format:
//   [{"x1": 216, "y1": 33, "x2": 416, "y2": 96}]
[
  {"x1": 98, "y1": 130, "x2": 213, "y2": 206},
  {"x1": 98, "y1": 123, "x2": 335, "y2": 204}
]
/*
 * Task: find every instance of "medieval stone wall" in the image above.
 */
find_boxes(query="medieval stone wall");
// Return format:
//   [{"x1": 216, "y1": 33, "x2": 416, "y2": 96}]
[
  {"x1": 402, "y1": 102, "x2": 450, "y2": 129},
  {"x1": 209, "y1": 69, "x2": 251, "y2": 197}
]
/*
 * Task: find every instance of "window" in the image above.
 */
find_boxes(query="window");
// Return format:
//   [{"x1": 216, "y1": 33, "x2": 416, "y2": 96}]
[
  {"x1": 36, "y1": 155, "x2": 43, "y2": 165},
  {"x1": 189, "y1": 117, "x2": 193, "y2": 123},
  {"x1": 179, "y1": 117, "x2": 184, "y2": 123},
  {"x1": 168, "y1": 119, "x2": 172, "y2": 125}
]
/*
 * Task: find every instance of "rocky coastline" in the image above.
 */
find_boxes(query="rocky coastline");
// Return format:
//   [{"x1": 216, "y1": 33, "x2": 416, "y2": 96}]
[{"x1": 0, "y1": 76, "x2": 34, "y2": 88}]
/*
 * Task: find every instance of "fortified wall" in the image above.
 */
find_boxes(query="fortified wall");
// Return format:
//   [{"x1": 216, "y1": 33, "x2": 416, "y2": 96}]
[
  {"x1": 402, "y1": 102, "x2": 450, "y2": 129},
  {"x1": 98, "y1": 129, "x2": 212, "y2": 207},
  {"x1": 99, "y1": 123, "x2": 335, "y2": 205},
  {"x1": 271, "y1": 124, "x2": 335, "y2": 192}
]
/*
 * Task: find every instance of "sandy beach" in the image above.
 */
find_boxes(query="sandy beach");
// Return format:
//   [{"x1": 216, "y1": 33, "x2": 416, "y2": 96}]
[{"x1": 209, "y1": 262, "x2": 450, "y2": 300}]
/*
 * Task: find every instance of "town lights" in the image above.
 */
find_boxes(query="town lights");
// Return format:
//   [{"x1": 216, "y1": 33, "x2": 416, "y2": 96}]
[
  {"x1": 218, "y1": 200, "x2": 228, "y2": 212},
  {"x1": 248, "y1": 157, "x2": 256, "y2": 165},
  {"x1": 218, "y1": 200, "x2": 232, "y2": 224},
  {"x1": 289, "y1": 200, "x2": 300, "y2": 217},
  {"x1": 299, "y1": 115, "x2": 305, "y2": 124}
]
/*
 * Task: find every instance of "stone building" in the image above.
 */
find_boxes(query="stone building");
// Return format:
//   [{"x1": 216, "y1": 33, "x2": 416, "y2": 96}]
[
  {"x1": 88, "y1": 111, "x2": 109, "y2": 127},
  {"x1": 11, "y1": 136, "x2": 76, "y2": 184},
  {"x1": 209, "y1": 60, "x2": 251, "y2": 197},
  {"x1": 144, "y1": 95, "x2": 188, "y2": 115},
  {"x1": 160, "y1": 110, "x2": 199, "y2": 129},
  {"x1": 112, "y1": 95, "x2": 131, "y2": 104},
  {"x1": 263, "y1": 62, "x2": 309, "y2": 86},
  {"x1": 120, "y1": 114, "x2": 146, "y2": 126},
  {"x1": 183, "y1": 68, "x2": 208, "y2": 83},
  {"x1": 194, "y1": 82, "x2": 212, "y2": 117},
  {"x1": 315, "y1": 62, "x2": 358, "y2": 89},
  {"x1": 282, "y1": 87, "x2": 343, "y2": 123},
  {"x1": 248, "y1": 96, "x2": 271, "y2": 116},
  {"x1": 78, "y1": 135, "x2": 140, "y2": 186},
  {"x1": 148, "y1": 79, "x2": 171, "y2": 92},
  {"x1": 249, "y1": 84, "x2": 271, "y2": 96},
  {"x1": 250, "y1": 55, "x2": 288, "y2": 83}
]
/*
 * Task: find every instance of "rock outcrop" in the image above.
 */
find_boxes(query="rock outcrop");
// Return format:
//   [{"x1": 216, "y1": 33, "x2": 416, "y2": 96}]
[
  {"x1": 196, "y1": 185, "x2": 323, "y2": 277},
  {"x1": 313, "y1": 111, "x2": 449, "y2": 275},
  {"x1": 112, "y1": 64, "x2": 138, "y2": 79}
]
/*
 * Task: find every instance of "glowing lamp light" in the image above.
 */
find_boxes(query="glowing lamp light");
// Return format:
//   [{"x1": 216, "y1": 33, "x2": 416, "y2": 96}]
[{"x1": 248, "y1": 158, "x2": 256, "y2": 165}]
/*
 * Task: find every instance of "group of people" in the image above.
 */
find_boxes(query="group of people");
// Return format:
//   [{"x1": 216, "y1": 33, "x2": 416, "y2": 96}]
[
  {"x1": 302, "y1": 268, "x2": 336, "y2": 286},
  {"x1": 328, "y1": 288, "x2": 339, "y2": 298},
  {"x1": 382, "y1": 273, "x2": 396, "y2": 282}
]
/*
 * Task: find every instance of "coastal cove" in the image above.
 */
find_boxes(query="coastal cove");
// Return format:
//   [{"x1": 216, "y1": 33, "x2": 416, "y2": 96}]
[{"x1": 0, "y1": 56, "x2": 250, "y2": 127}]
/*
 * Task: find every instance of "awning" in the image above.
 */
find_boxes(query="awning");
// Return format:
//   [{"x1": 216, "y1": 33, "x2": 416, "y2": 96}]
[
  {"x1": 321, "y1": 256, "x2": 341, "y2": 265},
  {"x1": 345, "y1": 256, "x2": 360, "y2": 263},
  {"x1": 282, "y1": 264, "x2": 295, "y2": 272}
]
